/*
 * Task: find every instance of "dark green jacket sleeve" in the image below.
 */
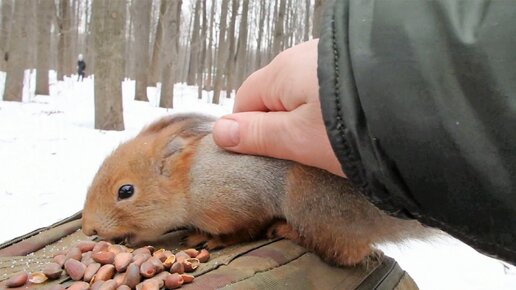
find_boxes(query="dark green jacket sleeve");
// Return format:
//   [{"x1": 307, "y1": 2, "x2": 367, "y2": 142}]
[{"x1": 318, "y1": 0, "x2": 516, "y2": 264}]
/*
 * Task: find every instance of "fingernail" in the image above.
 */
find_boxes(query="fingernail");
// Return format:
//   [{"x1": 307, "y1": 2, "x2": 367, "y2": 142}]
[{"x1": 215, "y1": 118, "x2": 240, "y2": 147}]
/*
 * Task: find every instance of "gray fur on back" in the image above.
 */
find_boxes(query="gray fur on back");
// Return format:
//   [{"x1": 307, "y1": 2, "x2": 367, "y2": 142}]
[{"x1": 189, "y1": 135, "x2": 291, "y2": 218}]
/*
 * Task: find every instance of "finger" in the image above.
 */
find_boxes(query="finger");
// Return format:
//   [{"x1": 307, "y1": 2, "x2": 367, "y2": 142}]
[
  {"x1": 235, "y1": 40, "x2": 319, "y2": 113},
  {"x1": 212, "y1": 111, "x2": 297, "y2": 161},
  {"x1": 233, "y1": 68, "x2": 284, "y2": 113},
  {"x1": 212, "y1": 108, "x2": 345, "y2": 177}
]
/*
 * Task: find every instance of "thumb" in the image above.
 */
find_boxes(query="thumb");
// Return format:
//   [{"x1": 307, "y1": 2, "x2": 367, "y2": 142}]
[{"x1": 212, "y1": 111, "x2": 296, "y2": 161}]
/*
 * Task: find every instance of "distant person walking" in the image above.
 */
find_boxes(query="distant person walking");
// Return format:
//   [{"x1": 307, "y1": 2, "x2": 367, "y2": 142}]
[{"x1": 77, "y1": 54, "x2": 86, "y2": 82}]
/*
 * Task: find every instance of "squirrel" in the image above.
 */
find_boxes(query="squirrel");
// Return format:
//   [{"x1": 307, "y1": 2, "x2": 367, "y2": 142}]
[{"x1": 82, "y1": 113, "x2": 429, "y2": 266}]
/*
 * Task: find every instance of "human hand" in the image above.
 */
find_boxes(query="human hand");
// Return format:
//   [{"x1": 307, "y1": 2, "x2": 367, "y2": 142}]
[{"x1": 212, "y1": 39, "x2": 345, "y2": 177}]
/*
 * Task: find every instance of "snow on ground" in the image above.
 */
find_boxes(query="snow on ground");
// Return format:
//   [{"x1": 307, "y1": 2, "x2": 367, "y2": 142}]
[{"x1": 0, "y1": 72, "x2": 514, "y2": 290}]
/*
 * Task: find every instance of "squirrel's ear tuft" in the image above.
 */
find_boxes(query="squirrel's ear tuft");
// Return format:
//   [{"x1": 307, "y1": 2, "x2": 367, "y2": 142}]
[
  {"x1": 163, "y1": 137, "x2": 184, "y2": 159},
  {"x1": 158, "y1": 137, "x2": 184, "y2": 176}
]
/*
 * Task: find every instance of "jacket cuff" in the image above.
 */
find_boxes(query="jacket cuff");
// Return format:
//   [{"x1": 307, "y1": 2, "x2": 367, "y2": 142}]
[{"x1": 317, "y1": 0, "x2": 418, "y2": 219}]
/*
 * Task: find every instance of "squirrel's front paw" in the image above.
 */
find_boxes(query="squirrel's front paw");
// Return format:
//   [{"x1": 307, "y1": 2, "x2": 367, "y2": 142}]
[
  {"x1": 183, "y1": 231, "x2": 227, "y2": 250},
  {"x1": 266, "y1": 220, "x2": 300, "y2": 241},
  {"x1": 183, "y1": 232, "x2": 211, "y2": 248}
]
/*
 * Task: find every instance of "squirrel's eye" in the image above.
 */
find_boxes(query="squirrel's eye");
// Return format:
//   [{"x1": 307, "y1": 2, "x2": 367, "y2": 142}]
[{"x1": 118, "y1": 184, "x2": 134, "y2": 200}]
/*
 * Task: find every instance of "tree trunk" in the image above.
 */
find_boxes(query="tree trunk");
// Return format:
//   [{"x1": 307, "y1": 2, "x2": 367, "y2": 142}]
[
  {"x1": 264, "y1": 0, "x2": 273, "y2": 63},
  {"x1": 272, "y1": 0, "x2": 286, "y2": 57},
  {"x1": 0, "y1": 0, "x2": 14, "y2": 72},
  {"x1": 187, "y1": 0, "x2": 202, "y2": 86},
  {"x1": 197, "y1": 0, "x2": 207, "y2": 99},
  {"x1": 179, "y1": 11, "x2": 193, "y2": 83},
  {"x1": 70, "y1": 0, "x2": 79, "y2": 75},
  {"x1": 286, "y1": 0, "x2": 295, "y2": 49},
  {"x1": 148, "y1": 0, "x2": 167, "y2": 86},
  {"x1": 255, "y1": 0, "x2": 266, "y2": 69},
  {"x1": 84, "y1": 0, "x2": 94, "y2": 77},
  {"x1": 28, "y1": 1, "x2": 38, "y2": 70},
  {"x1": 312, "y1": 0, "x2": 323, "y2": 38},
  {"x1": 235, "y1": 0, "x2": 249, "y2": 88},
  {"x1": 159, "y1": 0, "x2": 182, "y2": 109},
  {"x1": 56, "y1": 0, "x2": 72, "y2": 80},
  {"x1": 304, "y1": 0, "x2": 311, "y2": 41},
  {"x1": 36, "y1": 0, "x2": 55, "y2": 95},
  {"x1": 64, "y1": 1, "x2": 73, "y2": 76},
  {"x1": 212, "y1": 0, "x2": 229, "y2": 104},
  {"x1": 125, "y1": 0, "x2": 133, "y2": 79},
  {"x1": 93, "y1": 0, "x2": 126, "y2": 131},
  {"x1": 132, "y1": 0, "x2": 151, "y2": 101},
  {"x1": 204, "y1": 0, "x2": 216, "y2": 91},
  {"x1": 224, "y1": 0, "x2": 239, "y2": 95},
  {"x1": 3, "y1": 0, "x2": 30, "y2": 102}
]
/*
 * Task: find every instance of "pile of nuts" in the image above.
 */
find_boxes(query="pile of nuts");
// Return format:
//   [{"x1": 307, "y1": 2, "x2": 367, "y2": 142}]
[{"x1": 4, "y1": 240, "x2": 210, "y2": 289}]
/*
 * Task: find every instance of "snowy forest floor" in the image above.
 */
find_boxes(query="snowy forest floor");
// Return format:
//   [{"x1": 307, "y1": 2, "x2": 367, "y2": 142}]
[{"x1": 0, "y1": 72, "x2": 514, "y2": 290}]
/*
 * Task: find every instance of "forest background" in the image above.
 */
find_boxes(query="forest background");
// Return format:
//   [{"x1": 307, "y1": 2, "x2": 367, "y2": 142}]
[{"x1": 1, "y1": 0, "x2": 324, "y2": 129}]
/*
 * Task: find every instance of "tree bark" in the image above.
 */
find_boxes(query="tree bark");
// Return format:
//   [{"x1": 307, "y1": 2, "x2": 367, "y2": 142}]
[
  {"x1": 84, "y1": 0, "x2": 94, "y2": 76},
  {"x1": 125, "y1": 0, "x2": 133, "y2": 79},
  {"x1": 272, "y1": 0, "x2": 286, "y2": 57},
  {"x1": 132, "y1": 0, "x2": 152, "y2": 101},
  {"x1": 3, "y1": 0, "x2": 30, "y2": 102},
  {"x1": 304, "y1": 0, "x2": 311, "y2": 41},
  {"x1": 265, "y1": 0, "x2": 274, "y2": 62},
  {"x1": 204, "y1": 0, "x2": 216, "y2": 91},
  {"x1": 36, "y1": 0, "x2": 55, "y2": 95},
  {"x1": 56, "y1": 0, "x2": 72, "y2": 80},
  {"x1": 70, "y1": 0, "x2": 79, "y2": 74},
  {"x1": 212, "y1": 0, "x2": 229, "y2": 104},
  {"x1": 187, "y1": 0, "x2": 202, "y2": 86},
  {"x1": 312, "y1": 0, "x2": 323, "y2": 38},
  {"x1": 197, "y1": 0, "x2": 207, "y2": 99},
  {"x1": 235, "y1": 0, "x2": 249, "y2": 88},
  {"x1": 28, "y1": 1, "x2": 38, "y2": 70},
  {"x1": 159, "y1": 0, "x2": 182, "y2": 108},
  {"x1": 255, "y1": 0, "x2": 266, "y2": 69},
  {"x1": 0, "y1": 0, "x2": 13, "y2": 72},
  {"x1": 93, "y1": 0, "x2": 126, "y2": 131},
  {"x1": 224, "y1": 0, "x2": 239, "y2": 95},
  {"x1": 148, "y1": 0, "x2": 167, "y2": 86}
]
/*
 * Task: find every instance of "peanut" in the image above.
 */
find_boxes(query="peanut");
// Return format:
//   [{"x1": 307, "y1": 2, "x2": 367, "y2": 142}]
[
  {"x1": 84, "y1": 262, "x2": 101, "y2": 282},
  {"x1": 164, "y1": 273, "x2": 184, "y2": 289},
  {"x1": 42, "y1": 262, "x2": 63, "y2": 279},
  {"x1": 93, "y1": 251, "x2": 116, "y2": 264},
  {"x1": 31, "y1": 240, "x2": 208, "y2": 288},
  {"x1": 163, "y1": 254, "x2": 176, "y2": 269},
  {"x1": 140, "y1": 260, "x2": 157, "y2": 278},
  {"x1": 5, "y1": 271, "x2": 28, "y2": 288},
  {"x1": 67, "y1": 281, "x2": 90, "y2": 290},
  {"x1": 170, "y1": 261, "x2": 185, "y2": 274},
  {"x1": 65, "y1": 247, "x2": 83, "y2": 262},
  {"x1": 123, "y1": 263, "x2": 141, "y2": 288},
  {"x1": 52, "y1": 254, "x2": 66, "y2": 267},
  {"x1": 181, "y1": 274, "x2": 195, "y2": 284},
  {"x1": 114, "y1": 252, "x2": 133, "y2": 272},
  {"x1": 75, "y1": 241, "x2": 97, "y2": 253},
  {"x1": 64, "y1": 259, "x2": 86, "y2": 281},
  {"x1": 196, "y1": 248, "x2": 210, "y2": 263},
  {"x1": 174, "y1": 251, "x2": 190, "y2": 263},
  {"x1": 92, "y1": 241, "x2": 111, "y2": 253},
  {"x1": 99, "y1": 279, "x2": 118, "y2": 290},
  {"x1": 183, "y1": 248, "x2": 199, "y2": 258},
  {"x1": 94, "y1": 264, "x2": 116, "y2": 281},
  {"x1": 182, "y1": 258, "x2": 200, "y2": 272}
]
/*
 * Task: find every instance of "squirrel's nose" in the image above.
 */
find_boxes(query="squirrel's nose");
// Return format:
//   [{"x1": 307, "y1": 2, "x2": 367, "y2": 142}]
[{"x1": 81, "y1": 220, "x2": 98, "y2": 236}]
